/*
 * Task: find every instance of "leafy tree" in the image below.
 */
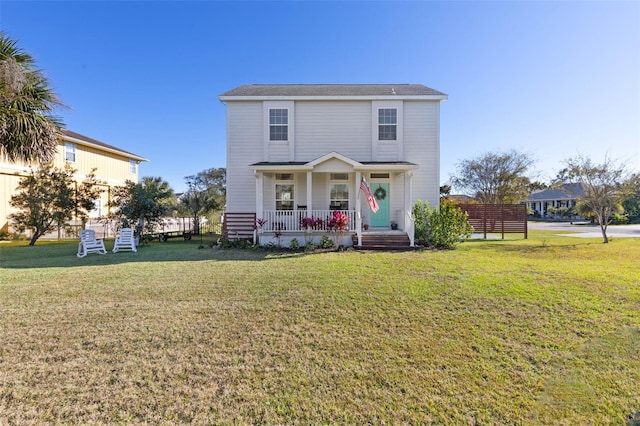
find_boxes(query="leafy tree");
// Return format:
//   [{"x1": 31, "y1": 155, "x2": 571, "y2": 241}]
[
  {"x1": 8, "y1": 165, "x2": 102, "y2": 245},
  {"x1": 526, "y1": 180, "x2": 548, "y2": 194},
  {"x1": 554, "y1": 156, "x2": 635, "y2": 243},
  {"x1": 623, "y1": 173, "x2": 640, "y2": 223},
  {"x1": 439, "y1": 184, "x2": 451, "y2": 199},
  {"x1": 0, "y1": 32, "x2": 63, "y2": 165},
  {"x1": 109, "y1": 176, "x2": 175, "y2": 238},
  {"x1": 180, "y1": 167, "x2": 225, "y2": 234},
  {"x1": 450, "y1": 150, "x2": 535, "y2": 204}
]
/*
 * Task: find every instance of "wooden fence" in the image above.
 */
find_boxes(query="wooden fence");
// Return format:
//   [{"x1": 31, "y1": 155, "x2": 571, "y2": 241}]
[
  {"x1": 222, "y1": 212, "x2": 256, "y2": 242},
  {"x1": 457, "y1": 204, "x2": 528, "y2": 239}
]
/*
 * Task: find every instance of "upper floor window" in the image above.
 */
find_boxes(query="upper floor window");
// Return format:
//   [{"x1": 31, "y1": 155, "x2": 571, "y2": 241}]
[
  {"x1": 378, "y1": 108, "x2": 397, "y2": 141},
  {"x1": 129, "y1": 159, "x2": 138, "y2": 174},
  {"x1": 269, "y1": 109, "x2": 288, "y2": 141},
  {"x1": 64, "y1": 142, "x2": 76, "y2": 163}
]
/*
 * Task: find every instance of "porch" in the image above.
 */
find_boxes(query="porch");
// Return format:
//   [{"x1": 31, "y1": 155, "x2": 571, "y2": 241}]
[{"x1": 258, "y1": 209, "x2": 357, "y2": 233}]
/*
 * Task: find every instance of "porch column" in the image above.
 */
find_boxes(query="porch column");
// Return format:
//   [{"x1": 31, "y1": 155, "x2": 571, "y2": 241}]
[
  {"x1": 405, "y1": 170, "x2": 414, "y2": 247},
  {"x1": 355, "y1": 170, "x2": 362, "y2": 246},
  {"x1": 255, "y1": 171, "x2": 264, "y2": 245},
  {"x1": 255, "y1": 171, "x2": 264, "y2": 219},
  {"x1": 306, "y1": 171, "x2": 312, "y2": 212}
]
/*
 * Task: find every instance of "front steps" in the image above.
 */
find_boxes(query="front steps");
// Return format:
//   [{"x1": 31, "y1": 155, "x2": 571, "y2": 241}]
[{"x1": 352, "y1": 231, "x2": 413, "y2": 251}]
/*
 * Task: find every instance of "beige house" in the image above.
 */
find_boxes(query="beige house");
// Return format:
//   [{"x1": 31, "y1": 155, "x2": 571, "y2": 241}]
[{"x1": 1, "y1": 129, "x2": 147, "y2": 234}]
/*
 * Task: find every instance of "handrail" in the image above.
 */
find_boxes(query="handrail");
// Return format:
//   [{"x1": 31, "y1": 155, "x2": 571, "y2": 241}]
[{"x1": 405, "y1": 210, "x2": 415, "y2": 247}]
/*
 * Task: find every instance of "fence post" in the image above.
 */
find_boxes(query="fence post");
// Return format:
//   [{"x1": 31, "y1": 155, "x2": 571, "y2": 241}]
[
  {"x1": 501, "y1": 204, "x2": 505, "y2": 240},
  {"x1": 483, "y1": 203, "x2": 487, "y2": 239}
]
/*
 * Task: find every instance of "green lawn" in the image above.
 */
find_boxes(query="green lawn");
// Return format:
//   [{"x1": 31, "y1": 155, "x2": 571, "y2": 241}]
[{"x1": 1, "y1": 233, "x2": 639, "y2": 424}]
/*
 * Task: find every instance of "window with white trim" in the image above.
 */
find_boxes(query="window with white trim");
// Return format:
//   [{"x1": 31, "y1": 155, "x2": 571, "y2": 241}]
[
  {"x1": 275, "y1": 173, "x2": 294, "y2": 210},
  {"x1": 129, "y1": 159, "x2": 138, "y2": 174},
  {"x1": 64, "y1": 142, "x2": 76, "y2": 162},
  {"x1": 269, "y1": 109, "x2": 288, "y2": 141},
  {"x1": 329, "y1": 173, "x2": 349, "y2": 210},
  {"x1": 378, "y1": 108, "x2": 397, "y2": 141}
]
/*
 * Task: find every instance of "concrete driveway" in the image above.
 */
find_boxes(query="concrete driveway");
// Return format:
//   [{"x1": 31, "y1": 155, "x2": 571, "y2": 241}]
[{"x1": 528, "y1": 221, "x2": 640, "y2": 238}]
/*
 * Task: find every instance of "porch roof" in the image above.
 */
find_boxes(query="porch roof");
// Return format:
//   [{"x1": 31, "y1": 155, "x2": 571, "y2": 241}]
[{"x1": 249, "y1": 160, "x2": 418, "y2": 172}]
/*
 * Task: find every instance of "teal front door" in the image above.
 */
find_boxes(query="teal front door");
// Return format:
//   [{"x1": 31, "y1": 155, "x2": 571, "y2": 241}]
[{"x1": 370, "y1": 183, "x2": 390, "y2": 227}]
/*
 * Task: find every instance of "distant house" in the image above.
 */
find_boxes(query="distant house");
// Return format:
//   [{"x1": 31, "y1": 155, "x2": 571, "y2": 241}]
[
  {"x1": 526, "y1": 183, "x2": 584, "y2": 218},
  {"x1": 219, "y1": 84, "x2": 448, "y2": 246},
  {"x1": 0, "y1": 129, "x2": 147, "y2": 235}
]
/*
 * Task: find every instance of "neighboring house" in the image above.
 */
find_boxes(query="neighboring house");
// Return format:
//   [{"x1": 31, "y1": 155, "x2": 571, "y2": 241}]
[
  {"x1": 1, "y1": 129, "x2": 147, "y2": 235},
  {"x1": 219, "y1": 84, "x2": 447, "y2": 246},
  {"x1": 526, "y1": 183, "x2": 585, "y2": 218}
]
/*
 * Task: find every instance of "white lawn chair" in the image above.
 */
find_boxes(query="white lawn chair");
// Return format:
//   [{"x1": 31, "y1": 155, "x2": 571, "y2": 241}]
[
  {"x1": 113, "y1": 227, "x2": 137, "y2": 253},
  {"x1": 77, "y1": 229, "x2": 107, "y2": 258}
]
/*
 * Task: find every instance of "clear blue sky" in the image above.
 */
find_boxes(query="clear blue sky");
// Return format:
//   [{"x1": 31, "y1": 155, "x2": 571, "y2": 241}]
[{"x1": 2, "y1": 1, "x2": 639, "y2": 193}]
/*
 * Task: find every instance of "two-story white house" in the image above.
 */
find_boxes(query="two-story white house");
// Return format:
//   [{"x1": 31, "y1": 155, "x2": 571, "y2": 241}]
[{"x1": 219, "y1": 84, "x2": 447, "y2": 247}]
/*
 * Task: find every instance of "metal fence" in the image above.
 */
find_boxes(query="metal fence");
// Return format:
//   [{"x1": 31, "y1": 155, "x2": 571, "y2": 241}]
[{"x1": 37, "y1": 217, "x2": 222, "y2": 241}]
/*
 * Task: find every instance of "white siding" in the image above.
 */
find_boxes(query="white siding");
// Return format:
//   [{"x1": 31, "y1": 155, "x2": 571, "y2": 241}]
[
  {"x1": 226, "y1": 102, "x2": 263, "y2": 212},
  {"x1": 268, "y1": 143, "x2": 289, "y2": 162},
  {"x1": 225, "y1": 97, "x2": 443, "y2": 217},
  {"x1": 377, "y1": 142, "x2": 398, "y2": 161},
  {"x1": 311, "y1": 173, "x2": 326, "y2": 210},
  {"x1": 295, "y1": 101, "x2": 371, "y2": 161},
  {"x1": 404, "y1": 101, "x2": 440, "y2": 208}
]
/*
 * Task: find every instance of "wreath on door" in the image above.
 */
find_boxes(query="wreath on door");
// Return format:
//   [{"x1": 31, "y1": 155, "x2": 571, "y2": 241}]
[{"x1": 374, "y1": 186, "x2": 387, "y2": 201}]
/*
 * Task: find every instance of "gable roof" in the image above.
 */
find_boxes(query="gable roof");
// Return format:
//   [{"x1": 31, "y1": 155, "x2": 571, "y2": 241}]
[
  {"x1": 61, "y1": 129, "x2": 148, "y2": 162},
  {"x1": 249, "y1": 152, "x2": 417, "y2": 172},
  {"x1": 528, "y1": 183, "x2": 585, "y2": 201},
  {"x1": 220, "y1": 84, "x2": 447, "y2": 101}
]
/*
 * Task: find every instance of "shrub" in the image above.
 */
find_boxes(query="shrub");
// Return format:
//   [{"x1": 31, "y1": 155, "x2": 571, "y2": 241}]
[
  {"x1": 412, "y1": 199, "x2": 431, "y2": 245},
  {"x1": 428, "y1": 202, "x2": 473, "y2": 249},
  {"x1": 289, "y1": 238, "x2": 300, "y2": 250},
  {"x1": 412, "y1": 199, "x2": 473, "y2": 249},
  {"x1": 319, "y1": 235, "x2": 334, "y2": 249}
]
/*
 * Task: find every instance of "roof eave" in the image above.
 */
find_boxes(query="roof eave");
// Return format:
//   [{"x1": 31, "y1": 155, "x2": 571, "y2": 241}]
[
  {"x1": 62, "y1": 134, "x2": 148, "y2": 162},
  {"x1": 220, "y1": 94, "x2": 448, "y2": 102}
]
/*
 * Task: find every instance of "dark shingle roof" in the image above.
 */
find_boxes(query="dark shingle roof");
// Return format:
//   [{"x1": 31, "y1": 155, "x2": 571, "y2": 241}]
[
  {"x1": 61, "y1": 129, "x2": 147, "y2": 161},
  {"x1": 528, "y1": 183, "x2": 585, "y2": 201},
  {"x1": 220, "y1": 84, "x2": 446, "y2": 98}
]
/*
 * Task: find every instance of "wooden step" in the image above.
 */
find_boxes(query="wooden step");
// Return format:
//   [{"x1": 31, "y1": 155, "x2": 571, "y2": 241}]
[{"x1": 352, "y1": 232, "x2": 413, "y2": 251}]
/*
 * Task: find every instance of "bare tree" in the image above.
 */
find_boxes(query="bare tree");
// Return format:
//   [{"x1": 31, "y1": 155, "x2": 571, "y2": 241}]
[
  {"x1": 554, "y1": 156, "x2": 635, "y2": 243},
  {"x1": 450, "y1": 150, "x2": 535, "y2": 204}
]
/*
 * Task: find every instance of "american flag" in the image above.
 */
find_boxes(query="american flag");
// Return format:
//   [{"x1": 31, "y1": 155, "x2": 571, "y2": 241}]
[{"x1": 360, "y1": 178, "x2": 379, "y2": 213}]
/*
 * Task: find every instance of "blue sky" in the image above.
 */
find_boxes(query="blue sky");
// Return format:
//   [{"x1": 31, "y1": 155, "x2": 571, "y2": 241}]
[{"x1": 2, "y1": 1, "x2": 639, "y2": 193}]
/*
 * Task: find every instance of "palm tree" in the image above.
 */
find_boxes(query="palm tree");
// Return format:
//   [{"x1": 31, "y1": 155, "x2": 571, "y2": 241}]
[{"x1": 0, "y1": 32, "x2": 63, "y2": 165}]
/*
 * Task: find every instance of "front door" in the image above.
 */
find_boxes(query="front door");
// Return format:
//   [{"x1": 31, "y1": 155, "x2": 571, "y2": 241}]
[{"x1": 370, "y1": 182, "x2": 390, "y2": 227}]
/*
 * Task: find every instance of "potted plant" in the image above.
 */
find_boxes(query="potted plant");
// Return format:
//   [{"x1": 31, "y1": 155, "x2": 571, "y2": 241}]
[
  {"x1": 363, "y1": 223, "x2": 369, "y2": 231},
  {"x1": 390, "y1": 221, "x2": 398, "y2": 230}
]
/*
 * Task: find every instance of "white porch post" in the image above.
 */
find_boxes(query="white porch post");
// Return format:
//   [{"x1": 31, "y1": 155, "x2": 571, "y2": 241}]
[
  {"x1": 306, "y1": 171, "x2": 312, "y2": 213},
  {"x1": 405, "y1": 170, "x2": 414, "y2": 247},
  {"x1": 355, "y1": 170, "x2": 362, "y2": 246},
  {"x1": 255, "y1": 171, "x2": 264, "y2": 244}
]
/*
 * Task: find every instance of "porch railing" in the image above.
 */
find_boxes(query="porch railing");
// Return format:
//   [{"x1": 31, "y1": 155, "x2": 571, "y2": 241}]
[{"x1": 258, "y1": 210, "x2": 356, "y2": 233}]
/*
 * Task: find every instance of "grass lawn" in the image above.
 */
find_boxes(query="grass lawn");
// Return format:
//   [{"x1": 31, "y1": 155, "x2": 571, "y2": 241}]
[{"x1": 1, "y1": 232, "x2": 639, "y2": 424}]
